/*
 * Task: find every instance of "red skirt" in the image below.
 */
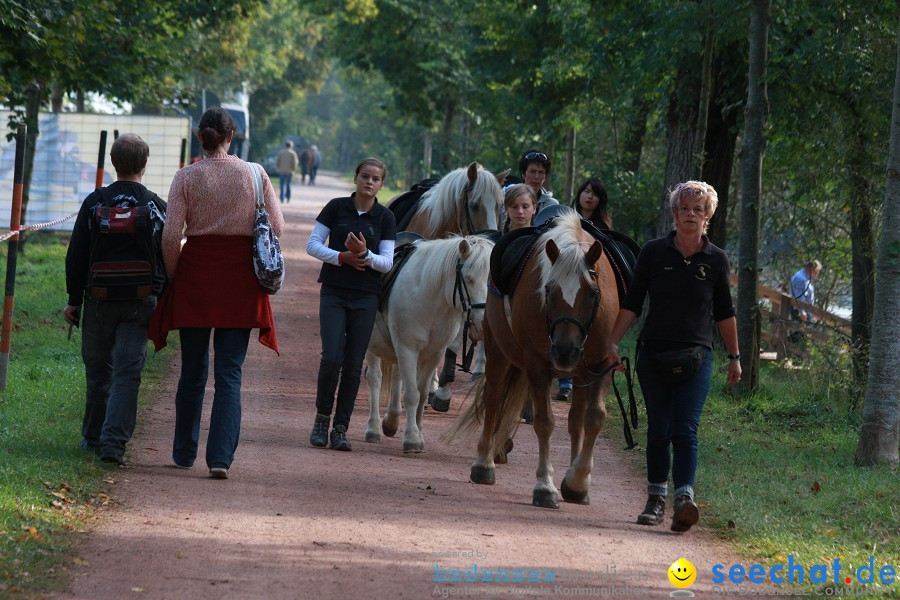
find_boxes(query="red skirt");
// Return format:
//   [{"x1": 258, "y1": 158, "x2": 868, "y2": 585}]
[{"x1": 149, "y1": 235, "x2": 279, "y2": 354}]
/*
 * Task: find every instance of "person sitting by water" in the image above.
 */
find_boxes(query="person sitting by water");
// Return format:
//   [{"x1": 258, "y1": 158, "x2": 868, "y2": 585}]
[
  {"x1": 789, "y1": 259, "x2": 822, "y2": 322},
  {"x1": 571, "y1": 178, "x2": 612, "y2": 230}
]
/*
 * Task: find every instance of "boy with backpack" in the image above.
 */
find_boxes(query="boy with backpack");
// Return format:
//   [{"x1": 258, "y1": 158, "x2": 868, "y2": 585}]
[{"x1": 63, "y1": 133, "x2": 167, "y2": 466}]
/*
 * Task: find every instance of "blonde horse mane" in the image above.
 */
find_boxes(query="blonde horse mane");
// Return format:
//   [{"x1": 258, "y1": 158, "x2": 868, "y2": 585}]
[
  {"x1": 417, "y1": 165, "x2": 503, "y2": 237},
  {"x1": 410, "y1": 235, "x2": 495, "y2": 306},
  {"x1": 535, "y1": 210, "x2": 595, "y2": 307}
]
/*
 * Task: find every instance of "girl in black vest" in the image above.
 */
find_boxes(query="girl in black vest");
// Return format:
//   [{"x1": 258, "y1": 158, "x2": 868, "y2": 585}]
[{"x1": 305, "y1": 158, "x2": 397, "y2": 451}]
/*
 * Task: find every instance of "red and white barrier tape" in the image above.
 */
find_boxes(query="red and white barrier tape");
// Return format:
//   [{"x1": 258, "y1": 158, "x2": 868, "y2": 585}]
[{"x1": 0, "y1": 212, "x2": 78, "y2": 242}]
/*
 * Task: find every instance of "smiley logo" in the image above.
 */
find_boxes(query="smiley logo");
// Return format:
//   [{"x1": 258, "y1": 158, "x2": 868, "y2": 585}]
[{"x1": 668, "y1": 558, "x2": 697, "y2": 588}]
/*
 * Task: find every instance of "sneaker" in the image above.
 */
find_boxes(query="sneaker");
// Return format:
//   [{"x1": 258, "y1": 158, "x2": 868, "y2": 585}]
[
  {"x1": 554, "y1": 388, "x2": 572, "y2": 402},
  {"x1": 100, "y1": 453, "x2": 127, "y2": 466},
  {"x1": 636, "y1": 494, "x2": 666, "y2": 525},
  {"x1": 310, "y1": 414, "x2": 330, "y2": 448},
  {"x1": 671, "y1": 495, "x2": 700, "y2": 532},
  {"x1": 330, "y1": 424, "x2": 352, "y2": 451},
  {"x1": 209, "y1": 464, "x2": 229, "y2": 479}
]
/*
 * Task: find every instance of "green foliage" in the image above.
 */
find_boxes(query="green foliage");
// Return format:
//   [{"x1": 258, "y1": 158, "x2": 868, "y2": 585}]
[
  {"x1": 604, "y1": 346, "x2": 898, "y2": 597},
  {"x1": 0, "y1": 233, "x2": 170, "y2": 594}
]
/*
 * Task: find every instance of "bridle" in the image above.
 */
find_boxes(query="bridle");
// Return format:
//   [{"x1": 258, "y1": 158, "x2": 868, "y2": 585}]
[
  {"x1": 452, "y1": 255, "x2": 485, "y2": 373},
  {"x1": 544, "y1": 267, "x2": 601, "y2": 356}
]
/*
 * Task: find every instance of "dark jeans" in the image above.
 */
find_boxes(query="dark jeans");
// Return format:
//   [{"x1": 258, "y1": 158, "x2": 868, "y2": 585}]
[
  {"x1": 315, "y1": 286, "x2": 378, "y2": 429},
  {"x1": 279, "y1": 173, "x2": 292, "y2": 202},
  {"x1": 172, "y1": 327, "x2": 251, "y2": 469},
  {"x1": 81, "y1": 297, "x2": 156, "y2": 457},
  {"x1": 636, "y1": 346, "x2": 712, "y2": 496}
]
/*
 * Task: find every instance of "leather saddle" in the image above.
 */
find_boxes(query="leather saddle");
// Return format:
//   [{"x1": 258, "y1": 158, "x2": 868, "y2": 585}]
[{"x1": 489, "y1": 209, "x2": 640, "y2": 300}]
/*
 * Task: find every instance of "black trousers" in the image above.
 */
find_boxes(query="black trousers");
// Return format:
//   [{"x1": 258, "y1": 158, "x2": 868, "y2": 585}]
[{"x1": 315, "y1": 285, "x2": 378, "y2": 428}]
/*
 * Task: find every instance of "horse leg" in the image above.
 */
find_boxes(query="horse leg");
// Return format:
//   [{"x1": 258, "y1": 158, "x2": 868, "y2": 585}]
[
  {"x1": 364, "y1": 352, "x2": 386, "y2": 443},
  {"x1": 470, "y1": 359, "x2": 511, "y2": 485},
  {"x1": 398, "y1": 348, "x2": 431, "y2": 453},
  {"x1": 381, "y1": 363, "x2": 402, "y2": 437},
  {"x1": 527, "y1": 371, "x2": 558, "y2": 509},
  {"x1": 567, "y1": 383, "x2": 586, "y2": 465},
  {"x1": 561, "y1": 379, "x2": 609, "y2": 505},
  {"x1": 431, "y1": 329, "x2": 462, "y2": 412}
]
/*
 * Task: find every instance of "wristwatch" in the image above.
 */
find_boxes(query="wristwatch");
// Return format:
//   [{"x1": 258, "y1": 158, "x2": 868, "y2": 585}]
[{"x1": 727, "y1": 354, "x2": 740, "y2": 361}]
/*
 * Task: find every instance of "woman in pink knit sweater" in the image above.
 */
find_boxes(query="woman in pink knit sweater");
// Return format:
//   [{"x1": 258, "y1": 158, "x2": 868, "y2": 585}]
[{"x1": 150, "y1": 106, "x2": 284, "y2": 480}]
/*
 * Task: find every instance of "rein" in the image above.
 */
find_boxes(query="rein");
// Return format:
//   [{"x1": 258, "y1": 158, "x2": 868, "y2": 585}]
[
  {"x1": 452, "y1": 256, "x2": 486, "y2": 373},
  {"x1": 543, "y1": 263, "x2": 639, "y2": 449}
]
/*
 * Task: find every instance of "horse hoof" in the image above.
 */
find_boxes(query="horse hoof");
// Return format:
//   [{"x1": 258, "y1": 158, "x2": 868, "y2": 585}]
[
  {"x1": 382, "y1": 418, "x2": 398, "y2": 437},
  {"x1": 403, "y1": 441, "x2": 425, "y2": 453},
  {"x1": 532, "y1": 489, "x2": 560, "y2": 509},
  {"x1": 430, "y1": 394, "x2": 450, "y2": 413},
  {"x1": 364, "y1": 431, "x2": 381, "y2": 443},
  {"x1": 560, "y1": 477, "x2": 590, "y2": 505},
  {"x1": 470, "y1": 465, "x2": 495, "y2": 485}
]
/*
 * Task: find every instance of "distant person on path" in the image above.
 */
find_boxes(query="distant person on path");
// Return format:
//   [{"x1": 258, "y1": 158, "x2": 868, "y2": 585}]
[
  {"x1": 309, "y1": 144, "x2": 321, "y2": 185},
  {"x1": 608, "y1": 180, "x2": 741, "y2": 533},
  {"x1": 275, "y1": 141, "x2": 299, "y2": 203},
  {"x1": 572, "y1": 177, "x2": 612, "y2": 230},
  {"x1": 306, "y1": 157, "x2": 397, "y2": 451},
  {"x1": 64, "y1": 133, "x2": 167, "y2": 466},
  {"x1": 789, "y1": 260, "x2": 822, "y2": 322},
  {"x1": 149, "y1": 106, "x2": 284, "y2": 480}
]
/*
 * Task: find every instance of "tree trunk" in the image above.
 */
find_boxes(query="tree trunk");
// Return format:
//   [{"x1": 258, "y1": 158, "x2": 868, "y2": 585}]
[
  {"x1": 621, "y1": 96, "x2": 649, "y2": 175},
  {"x1": 656, "y1": 68, "x2": 700, "y2": 237},
  {"x1": 848, "y1": 111, "x2": 876, "y2": 387},
  {"x1": 76, "y1": 90, "x2": 85, "y2": 113},
  {"x1": 423, "y1": 129, "x2": 433, "y2": 179},
  {"x1": 51, "y1": 82, "x2": 63, "y2": 113},
  {"x1": 703, "y1": 99, "x2": 739, "y2": 248},
  {"x1": 736, "y1": 0, "x2": 771, "y2": 391},
  {"x1": 693, "y1": 0, "x2": 715, "y2": 180},
  {"x1": 563, "y1": 127, "x2": 576, "y2": 202},
  {"x1": 855, "y1": 15, "x2": 900, "y2": 468},
  {"x1": 437, "y1": 100, "x2": 456, "y2": 173}
]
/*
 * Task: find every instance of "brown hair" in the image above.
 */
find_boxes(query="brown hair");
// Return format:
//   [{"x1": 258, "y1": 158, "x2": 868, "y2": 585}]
[
  {"x1": 198, "y1": 106, "x2": 235, "y2": 153},
  {"x1": 355, "y1": 157, "x2": 386, "y2": 179},
  {"x1": 109, "y1": 133, "x2": 149, "y2": 176}
]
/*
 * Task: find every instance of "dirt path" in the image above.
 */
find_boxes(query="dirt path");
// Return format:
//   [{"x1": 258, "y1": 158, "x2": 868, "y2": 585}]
[{"x1": 54, "y1": 172, "x2": 747, "y2": 599}]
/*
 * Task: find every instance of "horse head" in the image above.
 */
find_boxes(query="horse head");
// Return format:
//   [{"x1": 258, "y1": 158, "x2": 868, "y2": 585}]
[
  {"x1": 415, "y1": 163, "x2": 506, "y2": 238},
  {"x1": 538, "y1": 213, "x2": 605, "y2": 371},
  {"x1": 453, "y1": 234, "x2": 495, "y2": 341}
]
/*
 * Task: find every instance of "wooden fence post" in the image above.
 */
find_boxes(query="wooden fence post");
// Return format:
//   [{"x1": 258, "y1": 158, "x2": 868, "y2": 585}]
[{"x1": 0, "y1": 125, "x2": 27, "y2": 391}]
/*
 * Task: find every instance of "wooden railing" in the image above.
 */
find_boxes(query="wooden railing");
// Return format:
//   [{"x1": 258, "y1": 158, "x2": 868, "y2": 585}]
[{"x1": 730, "y1": 274, "x2": 851, "y2": 360}]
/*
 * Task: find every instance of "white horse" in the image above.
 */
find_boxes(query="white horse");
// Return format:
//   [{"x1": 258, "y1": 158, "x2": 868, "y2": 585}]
[{"x1": 365, "y1": 235, "x2": 495, "y2": 453}]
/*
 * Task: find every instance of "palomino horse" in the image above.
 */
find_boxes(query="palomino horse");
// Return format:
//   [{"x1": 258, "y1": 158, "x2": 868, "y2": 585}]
[
  {"x1": 396, "y1": 162, "x2": 508, "y2": 410},
  {"x1": 402, "y1": 162, "x2": 507, "y2": 238},
  {"x1": 446, "y1": 211, "x2": 618, "y2": 508},
  {"x1": 365, "y1": 235, "x2": 495, "y2": 453}
]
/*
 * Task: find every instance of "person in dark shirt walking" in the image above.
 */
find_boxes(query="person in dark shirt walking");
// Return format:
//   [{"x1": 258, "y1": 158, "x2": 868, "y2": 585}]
[
  {"x1": 608, "y1": 180, "x2": 741, "y2": 533},
  {"x1": 305, "y1": 158, "x2": 397, "y2": 451},
  {"x1": 64, "y1": 133, "x2": 167, "y2": 466}
]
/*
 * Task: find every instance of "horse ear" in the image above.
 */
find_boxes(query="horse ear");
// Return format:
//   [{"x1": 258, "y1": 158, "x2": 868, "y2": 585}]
[
  {"x1": 584, "y1": 241, "x2": 604, "y2": 266},
  {"x1": 546, "y1": 239, "x2": 560, "y2": 263},
  {"x1": 466, "y1": 162, "x2": 480, "y2": 183},
  {"x1": 496, "y1": 168, "x2": 512, "y2": 186},
  {"x1": 458, "y1": 238, "x2": 471, "y2": 257}
]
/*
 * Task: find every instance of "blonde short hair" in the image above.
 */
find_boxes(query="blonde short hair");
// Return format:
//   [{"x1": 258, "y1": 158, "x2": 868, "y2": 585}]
[{"x1": 669, "y1": 180, "x2": 718, "y2": 234}]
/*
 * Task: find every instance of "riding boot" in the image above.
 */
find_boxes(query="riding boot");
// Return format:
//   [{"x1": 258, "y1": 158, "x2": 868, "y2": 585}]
[{"x1": 636, "y1": 495, "x2": 666, "y2": 525}]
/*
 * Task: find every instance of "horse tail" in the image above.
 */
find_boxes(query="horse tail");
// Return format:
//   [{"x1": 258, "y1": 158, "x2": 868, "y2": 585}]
[
  {"x1": 488, "y1": 368, "x2": 530, "y2": 462},
  {"x1": 441, "y1": 367, "x2": 531, "y2": 462},
  {"x1": 441, "y1": 378, "x2": 485, "y2": 443}
]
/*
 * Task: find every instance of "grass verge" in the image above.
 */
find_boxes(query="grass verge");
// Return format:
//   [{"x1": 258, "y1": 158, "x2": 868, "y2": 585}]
[
  {"x1": 0, "y1": 232, "x2": 171, "y2": 596},
  {"x1": 604, "y1": 335, "x2": 898, "y2": 597}
]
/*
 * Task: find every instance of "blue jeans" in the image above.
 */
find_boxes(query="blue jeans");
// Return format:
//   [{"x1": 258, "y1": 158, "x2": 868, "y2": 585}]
[
  {"x1": 172, "y1": 328, "x2": 251, "y2": 469},
  {"x1": 315, "y1": 286, "x2": 378, "y2": 429},
  {"x1": 636, "y1": 346, "x2": 712, "y2": 498},
  {"x1": 279, "y1": 174, "x2": 292, "y2": 202},
  {"x1": 559, "y1": 377, "x2": 573, "y2": 389},
  {"x1": 81, "y1": 297, "x2": 156, "y2": 457}
]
